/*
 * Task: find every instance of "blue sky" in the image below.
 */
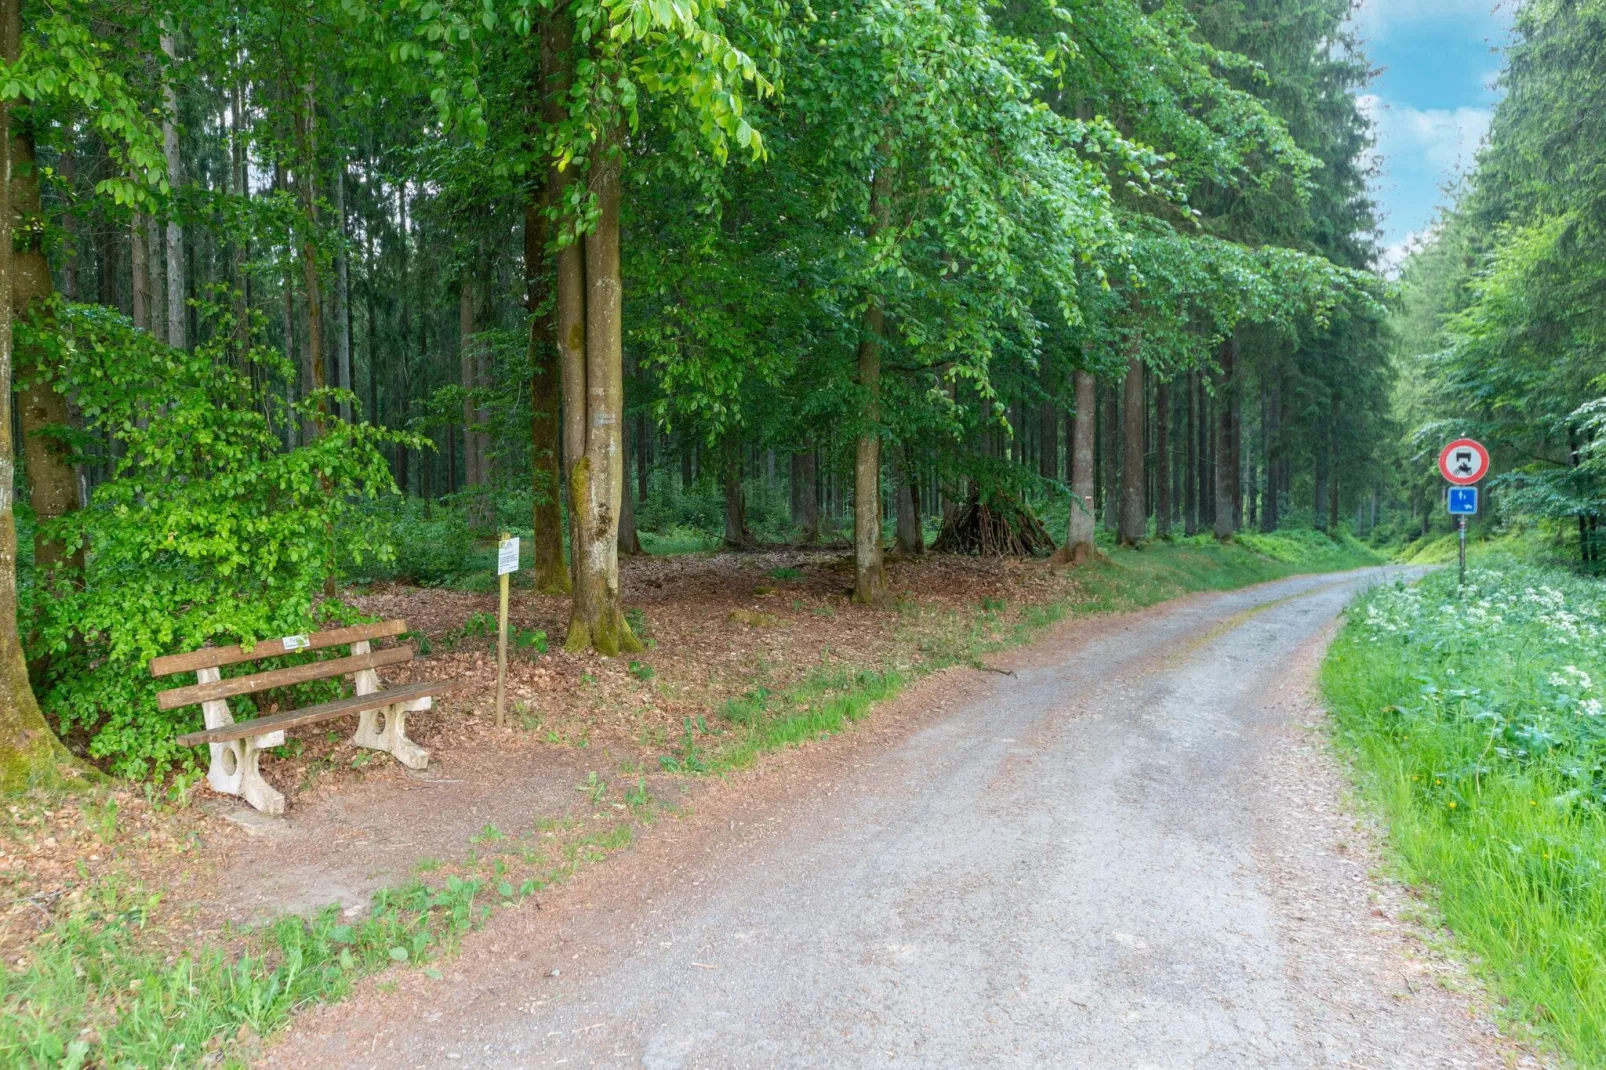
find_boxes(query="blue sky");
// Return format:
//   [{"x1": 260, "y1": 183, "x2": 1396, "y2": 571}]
[{"x1": 1347, "y1": 0, "x2": 1515, "y2": 270}]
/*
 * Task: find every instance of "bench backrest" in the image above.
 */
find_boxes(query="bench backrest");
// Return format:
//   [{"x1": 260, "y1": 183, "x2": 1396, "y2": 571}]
[{"x1": 151, "y1": 619, "x2": 412, "y2": 711}]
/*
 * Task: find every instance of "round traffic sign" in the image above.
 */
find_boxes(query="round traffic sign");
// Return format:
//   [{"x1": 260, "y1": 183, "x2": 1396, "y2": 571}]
[{"x1": 1439, "y1": 438, "x2": 1489, "y2": 485}]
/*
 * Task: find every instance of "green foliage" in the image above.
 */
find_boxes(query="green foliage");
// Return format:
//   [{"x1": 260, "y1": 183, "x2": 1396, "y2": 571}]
[
  {"x1": 1325, "y1": 563, "x2": 1606, "y2": 1062},
  {"x1": 17, "y1": 300, "x2": 416, "y2": 779}
]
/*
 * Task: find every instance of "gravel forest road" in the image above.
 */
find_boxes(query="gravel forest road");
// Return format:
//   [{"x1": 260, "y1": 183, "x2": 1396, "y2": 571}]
[{"x1": 269, "y1": 565, "x2": 1533, "y2": 1070}]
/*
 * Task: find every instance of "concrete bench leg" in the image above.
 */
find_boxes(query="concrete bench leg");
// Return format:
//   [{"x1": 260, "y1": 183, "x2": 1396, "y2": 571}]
[
  {"x1": 352, "y1": 697, "x2": 431, "y2": 770},
  {"x1": 197, "y1": 667, "x2": 285, "y2": 815},
  {"x1": 208, "y1": 736, "x2": 286, "y2": 815}
]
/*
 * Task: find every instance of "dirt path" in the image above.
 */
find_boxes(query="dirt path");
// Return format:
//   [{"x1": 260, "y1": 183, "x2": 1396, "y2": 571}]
[{"x1": 266, "y1": 567, "x2": 1539, "y2": 1069}]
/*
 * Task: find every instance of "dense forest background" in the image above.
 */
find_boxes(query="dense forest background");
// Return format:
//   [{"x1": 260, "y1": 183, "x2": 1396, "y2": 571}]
[{"x1": 0, "y1": 0, "x2": 1596, "y2": 786}]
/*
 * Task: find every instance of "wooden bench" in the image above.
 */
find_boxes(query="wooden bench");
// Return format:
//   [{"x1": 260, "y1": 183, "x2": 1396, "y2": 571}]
[{"x1": 152, "y1": 620, "x2": 464, "y2": 815}]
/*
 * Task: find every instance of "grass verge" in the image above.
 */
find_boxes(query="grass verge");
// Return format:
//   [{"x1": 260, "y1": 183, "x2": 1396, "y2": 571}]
[{"x1": 1322, "y1": 560, "x2": 1606, "y2": 1065}]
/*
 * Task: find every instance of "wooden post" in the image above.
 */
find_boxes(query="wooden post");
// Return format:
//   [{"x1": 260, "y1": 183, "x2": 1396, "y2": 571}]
[{"x1": 495, "y1": 533, "x2": 520, "y2": 726}]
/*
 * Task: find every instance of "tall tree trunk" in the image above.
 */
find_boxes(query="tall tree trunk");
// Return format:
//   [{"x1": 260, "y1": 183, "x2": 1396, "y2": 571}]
[
  {"x1": 61, "y1": 148, "x2": 78, "y2": 299},
  {"x1": 1184, "y1": 370, "x2": 1197, "y2": 535},
  {"x1": 562, "y1": 132, "x2": 639, "y2": 654},
  {"x1": 1229, "y1": 375, "x2": 1243, "y2": 533},
  {"x1": 1059, "y1": 367, "x2": 1097, "y2": 563},
  {"x1": 295, "y1": 87, "x2": 326, "y2": 435},
  {"x1": 790, "y1": 450, "x2": 819, "y2": 544},
  {"x1": 1037, "y1": 397, "x2": 1057, "y2": 481},
  {"x1": 852, "y1": 155, "x2": 892, "y2": 604},
  {"x1": 0, "y1": 0, "x2": 76, "y2": 788},
  {"x1": 230, "y1": 70, "x2": 250, "y2": 360},
  {"x1": 619, "y1": 417, "x2": 642, "y2": 555},
  {"x1": 1117, "y1": 353, "x2": 1145, "y2": 545},
  {"x1": 525, "y1": 58, "x2": 569, "y2": 592},
  {"x1": 893, "y1": 443, "x2": 922, "y2": 554},
  {"x1": 1262, "y1": 381, "x2": 1279, "y2": 532},
  {"x1": 1154, "y1": 377, "x2": 1171, "y2": 539},
  {"x1": 459, "y1": 275, "x2": 480, "y2": 487},
  {"x1": 722, "y1": 444, "x2": 749, "y2": 549},
  {"x1": 11, "y1": 129, "x2": 82, "y2": 578},
  {"x1": 1213, "y1": 336, "x2": 1237, "y2": 541},
  {"x1": 161, "y1": 33, "x2": 185, "y2": 350},
  {"x1": 1098, "y1": 381, "x2": 1117, "y2": 532},
  {"x1": 1313, "y1": 419, "x2": 1329, "y2": 533},
  {"x1": 131, "y1": 213, "x2": 150, "y2": 330},
  {"x1": 332, "y1": 164, "x2": 351, "y2": 421}
]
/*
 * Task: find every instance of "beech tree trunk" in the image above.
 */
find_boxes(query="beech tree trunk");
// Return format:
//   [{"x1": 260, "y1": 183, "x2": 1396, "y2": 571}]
[
  {"x1": 722, "y1": 447, "x2": 749, "y2": 549},
  {"x1": 12, "y1": 129, "x2": 82, "y2": 578},
  {"x1": 0, "y1": 0, "x2": 76, "y2": 789},
  {"x1": 1155, "y1": 378, "x2": 1171, "y2": 539},
  {"x1": 1184, "y1": 371, "x2": 1197, "y2": 535},
  {"x1": 561, "y1": 130, "x2": 640, "y2": 655},
  {"x1": 619, "y1": 418, "x2": 642, "y2": 555},
  {"x1": 853, "y1": 156, "x2": 892, "y2": 604},
  {"x1": 525, "y1": 66, "x2": 569, "y2": 592},
  {"x1": 1213, "y1": 336, "x2": 1237, "y2": 541},
  {"x1": 1059, "y1": 368, "x2": 1097, "y2": 563}
]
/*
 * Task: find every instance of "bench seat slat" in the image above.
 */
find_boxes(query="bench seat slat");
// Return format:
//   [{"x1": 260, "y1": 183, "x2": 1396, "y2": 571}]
[
  {"x1": 151, "y1": 620, "x2": 410, "y2": 678},
  {"x1": 156, "y1": 646, "x2": 414, "y2": 711},
  {"x1": 176, "y1": 679, "x2": 467, "y2": 746}
]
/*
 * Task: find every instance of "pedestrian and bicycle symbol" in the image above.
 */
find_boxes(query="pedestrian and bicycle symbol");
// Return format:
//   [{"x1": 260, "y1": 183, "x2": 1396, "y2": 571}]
[{"x1": 1447, "y1": 487, "x2": 1477, "y2": 515}]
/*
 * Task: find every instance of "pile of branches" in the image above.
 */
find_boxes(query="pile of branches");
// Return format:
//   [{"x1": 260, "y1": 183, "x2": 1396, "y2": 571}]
[{"x1": 932, "y1": 488, "x2": 1057, "y2": 557}]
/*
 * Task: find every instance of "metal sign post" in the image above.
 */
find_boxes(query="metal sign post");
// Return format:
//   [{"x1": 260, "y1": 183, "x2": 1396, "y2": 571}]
[
  {"x1": 495, "y1": 534, "x2": 521, "y2": 727},
  {"x1": 1440, "y1": 442, "x2": 1488, "y2": 592}
]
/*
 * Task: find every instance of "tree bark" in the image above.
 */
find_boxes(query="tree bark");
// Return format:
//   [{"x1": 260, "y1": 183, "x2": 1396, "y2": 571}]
[
  {"x1": 295, "y1": 87, "x2": 326, "y2": 435},
  {"x1": 1213, "y1": 336, "x2": 1237, "y2": 541},
  {"x1": 161, "y1": 33, "x2": 185, "y2": 350},
  {"x1": 893, "y1": 443, "x2": 922, "y2": 554},
  {"x1": 0, "y1": 0, "x2": 77, "y2": 789},
  {"x1": 852, "y1": 154, "x2": 892, "y2": 604},
  {"x1": 619, "y1": 417, "x2": 642, "y2": 554},
  {"x1": 1154, "y1": 377, "x2": 1171, "y2": 539},
  {"x1": 525, "y1": 58, "x2": 569, "y2": 592},
  {"x1": 1262, "y1": 381, "x2": 1279, "y2": 532},
  {"x1": 1058, "y1": 367, "x2": 1097, "y2": 563},
  {"x1": 562, "y1": 131, "x2": 639, "y2": 655},
  {"x1": 790, "y1": 450, "x2": 819, "y2": 543},
  {"x1": 459, "y1": 274, "x2": 480, "y2": 486},
  {"x1": 11, "y1": 129, "x2": 82, "y2": 578},
  {"x1": 1184, "y1": 371, "x2": 1197, "y2": 535},
  {"x1": 332, "y1": 163, "x2": 352, "y2": 421},
  {"x1": 1117, "y1": 352, "x2": 1145, "y2": 545},
  {"x1": 722, "y1": 445, "x2": 749, "y2": 549},
  {"x1": 131, "y1": 213, "x2": 150, "y2": 330},
  {"x1": 1101, "y1": 380, "x2": 1118, "y2": 532}
]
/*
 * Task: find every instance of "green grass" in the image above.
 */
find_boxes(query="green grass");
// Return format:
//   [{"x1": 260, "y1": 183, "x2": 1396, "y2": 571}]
[
  {"x1": 1323, "y1": 561, "x2": 1606, "y2": 1065},
  {"x1": 0, "y1": 873, "x2": 484, "y2": 1069}
]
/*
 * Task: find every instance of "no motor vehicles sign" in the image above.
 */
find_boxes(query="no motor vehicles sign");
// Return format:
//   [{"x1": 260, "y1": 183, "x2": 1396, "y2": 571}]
[{"x1": 1438, "y1": 438, "x2": 1489, "y2": 486}]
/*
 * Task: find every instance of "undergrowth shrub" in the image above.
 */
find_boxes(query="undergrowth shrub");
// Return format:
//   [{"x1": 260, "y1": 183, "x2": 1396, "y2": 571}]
[{"x1": 18, "y1": 299, "x2": 416, "y2": 780}]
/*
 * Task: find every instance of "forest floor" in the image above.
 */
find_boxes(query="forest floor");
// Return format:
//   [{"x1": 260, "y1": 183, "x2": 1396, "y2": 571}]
[{"x1": 0, "y1": 535, "x2": 1404, "y2": 1066}]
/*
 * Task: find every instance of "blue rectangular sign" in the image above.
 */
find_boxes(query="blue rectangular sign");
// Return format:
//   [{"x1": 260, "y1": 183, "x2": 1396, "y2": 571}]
[{"x1": 1448, "y1": 486, "x2": 1478, "y2": 515}]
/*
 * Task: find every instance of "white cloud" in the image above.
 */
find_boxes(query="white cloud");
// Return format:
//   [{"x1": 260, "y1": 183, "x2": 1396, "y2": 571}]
[
  {"x1": 1350, "y1": 0, "x2": 1510, "y2": 43},
  {"x1": 1375, "y1": 225, "x2": 1441, "y2": 277},
  {"x1": 1360, "y1": 93, "x2": 1492, "y2": 175}
]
